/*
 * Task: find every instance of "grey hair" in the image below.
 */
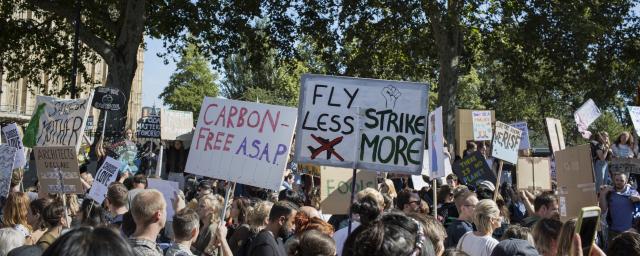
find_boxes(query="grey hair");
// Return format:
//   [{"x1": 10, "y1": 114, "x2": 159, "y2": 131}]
[{"x1": 0, "y1": 227, "x2": 26, "y2": 255}]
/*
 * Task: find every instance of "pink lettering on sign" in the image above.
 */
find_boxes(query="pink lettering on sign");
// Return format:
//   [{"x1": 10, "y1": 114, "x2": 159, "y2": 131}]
[{"x1": 201, "y1": 103, "x2": 284, "y2": 133}]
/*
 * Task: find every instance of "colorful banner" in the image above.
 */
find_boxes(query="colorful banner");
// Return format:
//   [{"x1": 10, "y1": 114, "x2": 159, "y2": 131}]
[
  {"x1": 87, "y1": 157, "x2": 122, "y2": 204},
  {"x1": 295, "y1": 74, "x2": 429, "y2": 174},
  {"x1": 186, "y1": 97, "x2": 297, "y2": 191},
  {"x1": 472, "y1": 111, "x2": 492, "y2": 141},
  {"x1": 492, "y1": 121, "x2": 522, "y2": 164},
  {"x1": 136, "y1": 115, "x2": 160, "y2": 139}
]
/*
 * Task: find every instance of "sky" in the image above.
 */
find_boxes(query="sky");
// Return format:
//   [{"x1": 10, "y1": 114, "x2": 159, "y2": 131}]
[{"x1": 141, "y1": 36, "x2": 176, "y2": 108}]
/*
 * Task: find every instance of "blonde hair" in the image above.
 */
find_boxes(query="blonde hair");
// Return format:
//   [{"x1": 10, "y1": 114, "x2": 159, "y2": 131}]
[
  {"x1": 380, "y1": 179, "x2": 397, "y2": 198},
  {"x1": 130, "y1": 189, "x2": 166, "y2": 226},
  {"x1": 356, "y1": 188, "x2": 384, "y2": 210},
  {"x1": 473, "y1": 199, "x2": 500, "y2": 234},
  {"x1": 1, "y1": 192, "x2": 32, "y2": 231},
  {"x1": 556, "y1": 219, "x2": 577, "y2": 256},
  {"x1": 199, "y1": 194, "x2": 224, "y2": 224},
  {"x1": 248, "y1": 200, "x2": 273, "y2": 233}
]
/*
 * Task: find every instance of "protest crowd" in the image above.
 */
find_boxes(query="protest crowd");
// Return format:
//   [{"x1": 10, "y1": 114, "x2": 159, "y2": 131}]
[{"x1": 1, "y1": 76, "x2": 640, "y2": 256}]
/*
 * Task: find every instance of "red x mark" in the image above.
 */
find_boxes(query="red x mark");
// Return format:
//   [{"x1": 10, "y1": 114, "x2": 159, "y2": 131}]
[{"x1": 308, "y1": 134, "x2": 344, "y2": 161}]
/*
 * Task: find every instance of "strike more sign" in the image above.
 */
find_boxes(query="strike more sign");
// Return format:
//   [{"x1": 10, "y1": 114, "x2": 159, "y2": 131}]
[
  {"x1": 186, "y1": 97, "x2": 297, "y2": 191},
  {"x1": 492, "y1": 121, "x2": 522, "y2": 164},
  {"x1": 34, "y1": 146, "x2": 83, "y2": 194},
  {"x1": 295, "y1": 74, "x2": 429, "y2": 174},
  {"x1": 24, "y1": 95, "x2": 93, "y2": 152}
]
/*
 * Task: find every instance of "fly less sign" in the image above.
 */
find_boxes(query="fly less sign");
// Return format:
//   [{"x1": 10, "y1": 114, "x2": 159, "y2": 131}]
[{"x1": 295, "y1": 74, "x2": 429, "y2": 174}]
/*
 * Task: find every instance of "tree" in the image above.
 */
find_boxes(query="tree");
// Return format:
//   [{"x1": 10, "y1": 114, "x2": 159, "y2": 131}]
[{"x1": 159, "y1": 43, "x2": 218, "y2": 119}]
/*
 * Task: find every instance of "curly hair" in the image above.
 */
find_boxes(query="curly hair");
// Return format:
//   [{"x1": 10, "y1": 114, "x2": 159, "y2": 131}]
[{"x1": 294, "y1": 212, "x2": 334, "y2": 236}]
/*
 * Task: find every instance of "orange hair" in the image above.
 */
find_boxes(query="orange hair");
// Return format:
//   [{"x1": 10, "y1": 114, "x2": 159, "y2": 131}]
[
  {"x1": 294, "y1": 212, "x2": 334, "y2": 236},
  {"x1": 2, "y1": 192, "x2": 32, "y2": 231}
]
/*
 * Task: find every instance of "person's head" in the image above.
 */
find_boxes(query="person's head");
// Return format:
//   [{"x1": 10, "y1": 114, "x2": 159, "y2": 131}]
[
  {"x1": 230, "y1": 197, "x2": 251, "y2": 224},
  {"x1": 294, "y1": 212, "x2": 335, "y2": 236},
  {"x1": 173, "y1": 208, "x2": 200, "y2": 243},
  {"x1": 473, "y1": 199, "x2": 502, "y2": 234},
  {"x1": 534, "y1": 192, "x2": 559, "y2": 220},
  {"x1": 438, "y1": 185, "x2": 454, "y2": 204},
  {"x1": 285, "y1": 174, "x2": 295, "y2": 185},
  {"x1": 466, "y1": 141, "x2": 477, "y2": 153},
  {"x1": 616, "y1": 131, "x2": 632, "y2": 145},
  {"x1": 174, "y1": 140, "x2": 183, "y2": 149},
  {"x1": 596, "y1": 131, "x2": 610, "y2": 144},
  {"x1": 299, "y1": 206, "x2": 320, "y2": 219},
  {"x1": 454, "y1": 190, "x2": 478, "y2": 221},
  {"x1": 613, "y1": 172, "x2": 629, "y2": 190},
  {"x1": 42, "y1": 201, "x2": 69, "y2": 229},
  {"x1": 532, "y1": 218, "x2": 563, "y2": 256},
  {"x1": 268, "y1": 201, "x2": 299, "y2": 239},
  {"x1": 446, "y1": 174, "x2": 459, "y2": 187},
  {"x1": 278, "y1": 189, "x2": 305, "y2": 207},
  {"x1": 132, "y1": 174, "x2": 147, "y2": 189},
  {"x1": 343, "y1": 212, "x2": 435, "y2": 256},
  {"x1": 28, "y1": 198, "x2": 52, "y2": 230},
  {"x1": 397, "y1": 190, "x2": 421, "y2": 214},
  {"x1": 608, "y1": 231, "x2": 640, "y2": 255},
  {"x1": 286, "y1": 230, "x2": 336, "y2": 256},
  {"x1": 105, "y1": 183, "x2": 128, "y2": 213},
  {"x1": 125, "y1": 129, "x2": 133, "y2": 140},
  {"x1": 130, "y1": 189, "x2": 166, "y2": 230},
  {"x1": 379, "y1": 179, "x2": 398, "y2": 199},
  {"x1": 501, "y1": 225, "x2": 534, "y2": 245},
  {"x1": 248, "y1": 200, "x2": 273, "y2": 233},
  {"x1": 79, "y1": 199, "x2": 107, "y2": 227},
  {"x1": 356, "y1": 187, "x2": 384, "y2": 209},
  {"x1": 556, "y1": 219, "x2": 577, "y2": 256},
  {"x1": 41, "y1": 226, "x2": 134, "y2": 256},
  {"x1": 442, "y1": 249, "x2": 470, "y2": 256},
  {"x1": 2, "y1": 192, "x2": 31, "y2": 230},
  {"x1": 197, "y1": 193, "x2": 224, "y2": 224},
  {"x1": 408, "y1": 213, "x2": 446, "y2": 256},
  {"x1": 0, "y1": 228, "x2": 25, "y2": 256},
  {"x1": 351, "y1": 195, "x2": 383, "y2": 225}
]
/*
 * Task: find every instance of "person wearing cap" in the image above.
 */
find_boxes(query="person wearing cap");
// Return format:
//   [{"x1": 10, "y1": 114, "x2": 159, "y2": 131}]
[
  {"x1": 490, "y1": 238, "x2": 539, "y2": 256},
  {"x1": 197, "y1": 180, "x2": 214, "y2": 199},
  {"x1": 521, "y1": 192, "x2": 560, "y2": 228}
]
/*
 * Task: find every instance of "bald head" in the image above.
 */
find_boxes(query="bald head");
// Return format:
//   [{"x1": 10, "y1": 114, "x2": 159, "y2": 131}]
[{"x1": 131, "y1": 189, "x2": 166, "y2": 227}]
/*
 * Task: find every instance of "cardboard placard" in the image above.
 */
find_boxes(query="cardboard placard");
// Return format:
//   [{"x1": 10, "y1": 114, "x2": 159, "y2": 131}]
[
  {"x1": 545, "y1": 118, "x2": 566, "y2": 154},
  {"x1": 452, "y1": 151, "x2": 496, "y2": 186},
  {"x1": 555, "y1": 144, "x2": 597, "y2": 222},
  {"x1": 320, "y1": 167, "x2": 377, "y2": 214},
  {"x1": 628, "y1": 106, "x2": 640, "y2": 136},
  {"x1": 492, "y1": 121, "x2": 522, "y2": 164},
  {"x1": 472, "y1": 111, "x2": 493, "y2": 141},
  {"x1": 160, "y1": 109, "x2": 194, "y2": 140},
  {"x1": 429, "y1": 107, "x2": 446, "y2": 178},
  {"x1": 87, "y1": 157, "x2": 122, "y2": 204},
  {"x1": 25, "y1": 95, "x2": 93, "y2": 152},
  {"x1": 2, "y1": 123, "x2": 26, "y2": 168},
  {"x1": 295, "y1": 74, "x2": 429, "y2": 174},
  {"x1": 187, "y1": 97, "x2": 297, "y2": 191},
  {"x1": 574, "y1": 99, "x2": 601, "y2": 139},
  {"x1": 455, "y1": 109, "x2": 496, "y2": 157},
  {"x1": 510, "y1": 122, "x2": 531, "y2": 150},
  {"x1": 147, "y1": 178, "x2": 180, "y2": 220},
  {"x1": 516, "y1": 157, "x2": 551, "y2": 191},
  {"x1": 34, "y1": 146, "x2": 84, "y2": 194},
  {"x1": 136, "y1": 115, "x2": 161, "y2": 139},
  {"x1": 0, "y1": 145, "x2": 17, "y2": 198},
  {"x1": 609, "y1": 158, "x2": 640, "y2": 175}
]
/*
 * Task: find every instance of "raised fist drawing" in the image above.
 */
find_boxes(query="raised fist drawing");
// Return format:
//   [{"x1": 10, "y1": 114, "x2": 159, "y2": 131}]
[{"x1": 381, "y1": 85, "x2": 401, "y2": 108}]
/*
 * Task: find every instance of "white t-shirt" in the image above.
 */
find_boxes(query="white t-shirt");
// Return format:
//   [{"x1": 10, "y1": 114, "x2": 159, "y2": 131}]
[
  {"x1": 456, "y1": 232, "x2": 499, "y2": 256},
  {"x1": 333, "y1": 221, "x2": 361, "y2": 256},
  {"x1": 612, "y1": 144, "x2": 637, "y2": 158}
]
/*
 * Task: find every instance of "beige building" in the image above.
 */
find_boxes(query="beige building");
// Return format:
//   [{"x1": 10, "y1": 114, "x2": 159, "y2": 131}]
[{"x1": 0, "y1": 10, "x2": 143, "y2": 138}]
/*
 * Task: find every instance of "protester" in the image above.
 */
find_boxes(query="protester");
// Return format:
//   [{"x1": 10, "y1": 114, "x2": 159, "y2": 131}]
[
  {"x1": 42, "y1": 226, "x2": 134, "y2": 256},
  {"x1": 437, "y1": 185, "x2": 457, "y2": 225},
  {"x1": 233, "y1": 200, "x2": 274, "y2": 256},
  {"x1": 532, "y1": 218, "x2": 563, "y2": 256},
  {"x1": 247, "y1": 201, "x2": 298, "y2": 256},
  {"x1": 228, "y1": 197, "x2": 252, "y2": 254},
  {"x1": 445, "y1": 190, "x2": 478, "y2": 248},
  {"x1": 37, "y1": 201, "x2": 70, "y2": 250},
  {"x1": 127, "y1": 174, "x2": 148, "y2": 207},
  {"x1": 166, "y1": 208, "x2": 199, "y2": 256},
  {"x1": 611, "y1": 131, "x2": 637, "y2": 158},
  {"x1": 27, "y1": 198, "x2": 52, "y2": 242},
  {"x1": 286, "y1": 230, "x2": 336, "y2": 256},
  {"x1": 446, "y1": 174, "x2": 460, "y2": 188},
  {"x1": 0, "y1": 227, "x2": 25, "y2": 255},
  {"x1": 78, "y1": 198, "x2": 107, "y2": 227},
  {"x1": 456, "y1": 199, "x2": 501, "y2": 256},
  {"x1": 607, "y1": 231, "x2": 640, "y2": 255},
  {"x1": 600, "y1": 172, "x2": 640, "y2": 242},
  {"x1": 555, "y1": 219, "x2": 576, "y2": 256},
  {"x1": 521, "y1": 192, "x2": 560, "y2": 228},
  {"x1": 1, "y1": 192, "x2": 33, "y2": 244},
  {"x1": 397, "y1": 190, "x2": 422, "y2": 214},
  {"x1": 193, "y1": 193, "x2": 224, "y2": 255},
  {"x1": 166, "y1": 140, "x2": 188, "y2": 190},
  {"x1": 106, "y1": 183, "x2": 130, "y2": 229},
  {"x1": 333, "y1": 188, "x2": 385, "y2": 256},
  {"x1": 128, "y1": 189, "x2": 166, "y2": 256},
  {"x1": 500, "y1": 225, "x2": 534, "y2": 245},
  {"x1": 409, "y1": 213, "x2": 447, "y2": 256},
  {"x1": 592, "y1": 131, "x2": 612, "y2": 191},
  {"x1": 490, "y1": 238, "x2": 539, "y2": 256},
  {"x1": 293, "y1": 211, "x2": 334, "y2": 236}
]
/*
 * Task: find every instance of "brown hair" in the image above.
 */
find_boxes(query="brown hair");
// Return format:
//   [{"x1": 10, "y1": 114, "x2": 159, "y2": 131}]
[
  {"x1": 533, "y1": 218, "x2": 563, "y2": 256},
  {"x1": 294, "y1": 212, "x2": 334, "y2": 236},
  {"x1": 173, "y1": 208, "x2": 199, "y2": 241},
  {"x1": 107, "y1": 183, "x2": 128, "y2": 208},
  {"x1": 556, "y1": 219, "x2": 577, "y2": 256},
  {"x1": 2, "y1": 192, "x2": 32, "y2": 231}
]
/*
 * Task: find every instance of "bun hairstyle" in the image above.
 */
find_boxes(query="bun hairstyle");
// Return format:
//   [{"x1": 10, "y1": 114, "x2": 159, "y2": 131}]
[
  {"x1": 286, "y1": 230, "x2": 336, "y2": 256},
  {"x1": 351, "y1": 195, "x2": 382, "y2": 225}
]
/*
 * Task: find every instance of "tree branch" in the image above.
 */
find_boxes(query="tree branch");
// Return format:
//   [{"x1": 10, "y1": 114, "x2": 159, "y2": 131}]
[{"x1": 27, "y1": 0, "x2": 116, "y2": 64}]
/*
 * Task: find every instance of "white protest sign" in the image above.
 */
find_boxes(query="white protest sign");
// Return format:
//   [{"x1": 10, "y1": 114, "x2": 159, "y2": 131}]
[
  {"x1": 2, "y1": 123, "x2": 26, "y2": 168},
  {"x1": 87, "y1": 157, "x2": 122, "y2": 204},
  {"x1": 160, "y1": 109, "x2": 194, "y2": 140},
  {"x1": 147, "y1": 178, "x2": 179, "y2": 220},
  {"x1": 186, "y1": 97, "x2": 297, "y2": 191},
  {"x1": 472, "y1": 111, "x2": 492, "y2": 141},
  {"x1": 27, "y1": 95, "x2": 93, "y2": 152},
  {"x1": 0, "y1": 145, "x2": 17, "y2": 198},
  {"x1": 574, "y1": 99, "x2": 601, "y2": 139},
  {"x1": 628, "y1": 106, "x2": 640, "y2": 136},
  {"x1": 491, "y1": 121, "x2": 522, "y2": 164},
  {"x1": 510, "y1": 122, "x2": 531, "y2": 150},
  {"x1": 295, "y1": 74, "x2": 429, "y2": 174},
  {"x1": 428, "y1": 107, "x2": 446, "y2": 178}
]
